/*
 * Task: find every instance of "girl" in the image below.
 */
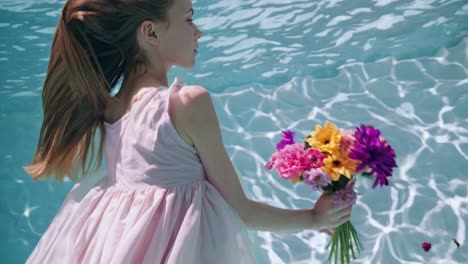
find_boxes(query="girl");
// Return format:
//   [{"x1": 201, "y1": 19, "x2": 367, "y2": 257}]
[{"x1": 24, "y1": 0, "x2": 353, "y2": 263}]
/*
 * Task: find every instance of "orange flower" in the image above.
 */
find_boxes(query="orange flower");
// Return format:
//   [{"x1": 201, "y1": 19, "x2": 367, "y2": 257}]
[
  {"x1": 322, "y1": 150, "x2": 358, "y2": 181},
  {"x1": 306, "y1": 121, "x2": 342, "y2": 154},
  {"x1": 291, "y1": 175, "x2": 302, "y2": 185}
]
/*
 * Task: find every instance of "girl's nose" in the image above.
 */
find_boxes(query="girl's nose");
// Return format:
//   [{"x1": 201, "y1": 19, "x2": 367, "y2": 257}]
[{"x1": 195, "y1": 26, "x2": 203, "y2": 39}]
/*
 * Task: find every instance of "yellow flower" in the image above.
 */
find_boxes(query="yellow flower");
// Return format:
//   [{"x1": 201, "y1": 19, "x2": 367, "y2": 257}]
[
  {"x1": 322, "y1": 150, "x2": 358, "y2": 181},
  {"x1": 306, "y1": 121, "x2": 342, "y2": 154}
]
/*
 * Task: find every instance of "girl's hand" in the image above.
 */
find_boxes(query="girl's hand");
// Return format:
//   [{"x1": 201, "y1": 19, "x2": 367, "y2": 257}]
[
  {"x1": 311, "y1": 194, "x2": 352, "y2": 230},
  {"x1": 311, "y1": 182, "x2": 356, "y2": 230}
]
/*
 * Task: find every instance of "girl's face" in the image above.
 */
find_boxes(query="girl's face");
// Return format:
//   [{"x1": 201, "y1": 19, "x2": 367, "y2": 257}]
[{"x1": 157, "y1": 0, "x2": 203, "y2": 69}]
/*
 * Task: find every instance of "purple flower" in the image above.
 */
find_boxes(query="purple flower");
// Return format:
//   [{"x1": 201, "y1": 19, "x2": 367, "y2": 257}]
[
  {"x1": 348, "y1": 125, "x2": 397, "y2": 188},
  {"x1": 276, "y1": 130, "x2": 295, "y2": 150},
  {"x1": 303, "y1": 169, "x2": 331, "y2": 191},
  {"x1": 333, "y1": 186, "x2": 357, "y2": 207}
]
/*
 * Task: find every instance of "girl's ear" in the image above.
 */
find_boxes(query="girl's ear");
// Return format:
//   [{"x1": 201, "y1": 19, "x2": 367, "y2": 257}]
[{"x1": 138, "y1": 20, "x2": 159, "y2": 46}]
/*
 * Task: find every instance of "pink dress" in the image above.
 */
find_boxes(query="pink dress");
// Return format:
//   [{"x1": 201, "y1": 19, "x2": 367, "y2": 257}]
[{"x1": 26, "y1": 77, "x2": 257, "y2": 264}]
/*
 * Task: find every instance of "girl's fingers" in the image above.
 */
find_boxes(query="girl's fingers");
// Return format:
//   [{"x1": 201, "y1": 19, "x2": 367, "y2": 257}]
[
  {"x1": 337, "y1": 211, "x2": 352, "y2": 224},
  {"x1": 339, "y1": 212, "x2": 351, "y2": 221},
  {"x1": 331, "y1": 201, "x2": 351, "y2": 211},
  {"x1": 336, "y1": 207, "x2": 352, "y2": 219},
  {"x1": 335, "y1": 204, "x2": 353, "y2": 213},
  {"x1": 337, "y1": 216, "x2": 350, "y2": 226}
]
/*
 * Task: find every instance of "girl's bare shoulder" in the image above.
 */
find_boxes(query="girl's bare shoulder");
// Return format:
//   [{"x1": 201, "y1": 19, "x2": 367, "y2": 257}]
[{"x1": 168, "y1": 84, "x2": 212, "y2": 146}]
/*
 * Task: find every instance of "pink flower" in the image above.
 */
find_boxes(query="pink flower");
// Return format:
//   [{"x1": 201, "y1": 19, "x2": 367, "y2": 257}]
[
  {"x1": 340, "y1": 129, "x2": 355, "y2": 153},
  {"x1": 422, "y1": 242, "x2": 431, "y2": 252},
  {"x1": 275, "y1": 144, "x2": 309, "y2": 179},
  {"x1": 265, "y1": 143, "x2": 323, "y2": 180},
  {"x1": 303, "y1": 169, "x2": 331, "y2": 190},
  {"x1": 265, "y1": 152, "x2": 278, "y2": 170},
  {"x1": 304, "y1": 148, "x2": 325, "y2": 170}
]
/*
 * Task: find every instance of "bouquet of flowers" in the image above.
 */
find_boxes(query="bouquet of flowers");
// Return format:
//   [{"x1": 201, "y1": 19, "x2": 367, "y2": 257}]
[{"x1": 265, "y1": 121, "x2": 397, "y2": 264}]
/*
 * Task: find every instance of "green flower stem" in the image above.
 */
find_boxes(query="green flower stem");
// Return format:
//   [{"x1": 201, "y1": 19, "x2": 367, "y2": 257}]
[
  {"x1": 347, "y1": 224, "x2": 356, "y2": 259},
  {"x1": 340, "y1": 227, "x2": 345, "y2": 264},
  {"x1": 350, "y1": 223, "x2": 363, "y2": 251},
  {"x1": 326, "y1": 221, "x2": 362, "y2": 264},
  {"x1": 345, "y1": 225, "x2": 350, "y2": 264},
  {"x1": 328, "y1": 230, "x2": 336, "y2": 261}
]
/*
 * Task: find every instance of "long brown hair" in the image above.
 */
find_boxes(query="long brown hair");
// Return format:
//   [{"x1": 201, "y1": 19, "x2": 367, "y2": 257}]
[{"x1": 23, "y1": 0, "x2": 174, "y2": 182}]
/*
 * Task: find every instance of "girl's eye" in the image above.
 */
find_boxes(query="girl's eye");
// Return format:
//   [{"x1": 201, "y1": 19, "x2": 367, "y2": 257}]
[{"x1": 187, "y1": 19, "x2": 193, "y2": 24}]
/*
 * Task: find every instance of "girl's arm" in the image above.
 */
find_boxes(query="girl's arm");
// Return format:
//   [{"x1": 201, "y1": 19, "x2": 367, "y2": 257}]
[{"x1": 171, "y1": 85, "x2": 350, "y2": 232}]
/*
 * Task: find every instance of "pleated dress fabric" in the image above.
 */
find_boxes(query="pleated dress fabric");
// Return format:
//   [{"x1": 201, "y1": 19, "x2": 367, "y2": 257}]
[{"x1": 26, "y1": 77, "x2": 256, "y2": 264}]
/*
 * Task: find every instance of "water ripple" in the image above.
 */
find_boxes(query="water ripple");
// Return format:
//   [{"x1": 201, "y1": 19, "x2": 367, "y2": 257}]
[
  {"x1": 1, "y1": 0, "x2": 467, "y2": 263},
  {"x1": 216, "y1": 38, "x2": 467, "y2": 263}
]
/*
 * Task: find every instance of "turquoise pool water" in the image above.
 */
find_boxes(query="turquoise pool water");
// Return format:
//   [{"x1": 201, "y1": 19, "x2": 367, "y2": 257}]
[{"x1": 1, "y1": 0, "x2": 467, "y2": 263}]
